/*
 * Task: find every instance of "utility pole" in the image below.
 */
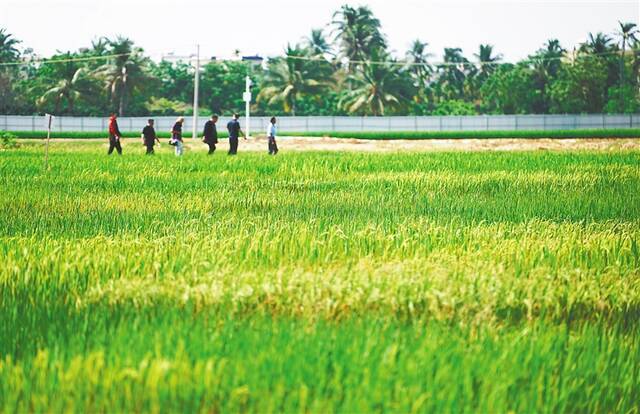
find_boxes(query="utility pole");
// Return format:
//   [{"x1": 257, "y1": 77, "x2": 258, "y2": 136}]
[
  {"x1": 241, "y1": 55, "x2": 263, "y2": 139},
  {"x1": 244, "y1": 76, "x2": 252, "y2": 138},
  {"x1": 192, "y1": 44, "x2": 200, "y2": 141}
]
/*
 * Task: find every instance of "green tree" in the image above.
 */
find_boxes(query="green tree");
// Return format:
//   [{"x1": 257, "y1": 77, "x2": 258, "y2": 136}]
[
  {"x1": 528, "y1": 39, "x2": 567, "y2": 113},
  {"x1": 580, "y1": 32, "x2": 614, "y2": 55},
  {"x1": 548, "y1": 57, "x2": 608, "y2": 113},
  {"x1": 481, "y1": 64, "x2": 543, "y2": 114},
  {"x1": 258, "y1": 45, "x2": 329, "y2": 115},
  {"x1": 149, "y1": 60, "x2": 194, "y2": 104},
  {"x1": 435, "y1": 48, "x2": 470, "y2": 101},
  {"x1": 338, "y1": 50, "x2": 414, "y2": 115},
  {"x1": 474, "y1": 44, "x2": 502, "y2": 81},
  {"x1": 580, "y1": 32, "x2": 619, "y2": 90},
  {"x1": 431, "y1": 99, "x2": 477, "y2": 115},
  {"x1": 28, "y1": 51, "x2": 104, "y2": 115},
  {"x1": 332, "y1": 5, "x2": 386, "y2": 69},
  {"x1": 200, "y1": 60, "x2": 254, "y2": 115},
  {"x1": 0, "y1": 28, "x2": 20, "y2": 63},
  {"x1": 93, "y1": 37, "x2": 156, "y2": 115},
  {"x1": 604, "y1": 85, "x2": 640, "y2": 113},
  {"x1": 306, "y1": 29, "x2": 333, "y2": 57},
  {"x1": 0, "y1": 28, "x2": 22, "y2": 113},
  {"x1": 37, "y1": 65, "x2": 92, "y2": 114},
  {"x1": 616, "y1": 22, "x2": 638, "y2": 91},
  {"x1": 405, "y1": 40, "x2": 434, "y2": 113}
]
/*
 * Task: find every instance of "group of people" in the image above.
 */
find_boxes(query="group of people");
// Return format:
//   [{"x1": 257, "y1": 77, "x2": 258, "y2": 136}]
[{"x1": 107, "y1": 113, "x2": 279, "y2": 156}]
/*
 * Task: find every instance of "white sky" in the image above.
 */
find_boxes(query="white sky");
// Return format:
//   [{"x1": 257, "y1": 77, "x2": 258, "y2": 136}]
[{"x1": 1, "y1": 0, "x2": 638, "y2": 63}]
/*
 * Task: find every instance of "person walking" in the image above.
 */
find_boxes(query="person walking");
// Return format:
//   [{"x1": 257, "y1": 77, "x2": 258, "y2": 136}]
[
  {"x1": 107, "y1": 112, "x2": 122, "y2": 155},
  {"x1": 266, "y1": 116, "x2": 278, "y2": 155},
  {"x1": 226, "y1": 113, "x2": 245, "y2": 155},
  {"x1": 171, "y1": 117, "x2": 185, "y2": 156},
  {"x1": 141, "y1": 119, "x2": 160, "y2": 155},
  {"x1": 202, "y1": 114, "x2": 219, "y2": 155}
]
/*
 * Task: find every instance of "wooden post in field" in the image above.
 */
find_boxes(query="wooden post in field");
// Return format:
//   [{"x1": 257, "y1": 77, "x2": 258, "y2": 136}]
[{"x1": 44, "y1": 114, "x2": 53, "y2": 170}]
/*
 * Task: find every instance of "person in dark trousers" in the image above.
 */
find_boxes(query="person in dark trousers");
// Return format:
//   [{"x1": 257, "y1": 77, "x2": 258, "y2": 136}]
[
  {"x1": 266, "y1": 116, "x2": 278, "y2": 155},
  {"x1": 141, "y1": 119, "x2": 160, "y2": 154},
  {"x1": 226, "y1": 113, "x2": 245, "y2": 155},
  {"x1": 171, "y1": 117, "x2": 185, "y2": 156},
  {"x1": 202, "y1": 115, "x2": 219, "y2": 154},
  {"x1": 107, "y1": 113, "x2": 122, "y2": 155}
]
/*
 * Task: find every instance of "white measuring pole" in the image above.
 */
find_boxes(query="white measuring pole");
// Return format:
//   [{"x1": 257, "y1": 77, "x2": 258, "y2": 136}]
[
  {"x1": 44, "y1": 113, "x2": 53, "y2": 170},
  {"x1": 244, "y1": 76, "x2": 252, "y2": 138},
  {"x1": 192, "y1": 44, "x2": 200, "y2": 140}
]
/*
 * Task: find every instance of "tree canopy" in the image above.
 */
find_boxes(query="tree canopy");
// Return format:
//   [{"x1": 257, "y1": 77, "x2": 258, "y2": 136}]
[{"x1": 1, "y1": 6, "x2": 638, "y2": 116}]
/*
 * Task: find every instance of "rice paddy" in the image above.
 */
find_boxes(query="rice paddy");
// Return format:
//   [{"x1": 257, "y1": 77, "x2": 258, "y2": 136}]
[{"x1": 1, "y1": 142, "x2": 639, "y2": 412}]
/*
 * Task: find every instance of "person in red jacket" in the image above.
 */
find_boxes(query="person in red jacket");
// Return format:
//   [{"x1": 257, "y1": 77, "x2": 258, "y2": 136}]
[{"x1": 108, "y1": 113, "x2": 122, "y2": 155}]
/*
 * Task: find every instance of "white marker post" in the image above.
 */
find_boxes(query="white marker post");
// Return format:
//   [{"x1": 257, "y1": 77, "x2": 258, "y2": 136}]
[
  {"x1": 192, "y1": 44, "x2": 200, "y2": 141},
  {"x1": 244, "y1": 76, "x2": 252, "y2": 139},
  {"x1": 44, "y1": 113, "x2": 54, "y2": 170}
]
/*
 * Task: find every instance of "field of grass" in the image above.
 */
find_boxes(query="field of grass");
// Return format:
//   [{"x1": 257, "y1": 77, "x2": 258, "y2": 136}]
[
  {"x1": 4, "y1": 127, "x2": 640, "y2": 140},
  {"x1": 1, "y1": 143, "x2": 639, "y2": 412}
]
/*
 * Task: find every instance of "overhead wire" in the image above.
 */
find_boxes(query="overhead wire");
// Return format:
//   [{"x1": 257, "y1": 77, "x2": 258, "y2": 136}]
[{"x1": 0, "y1": 47, "x2": 633, "y2": 68}]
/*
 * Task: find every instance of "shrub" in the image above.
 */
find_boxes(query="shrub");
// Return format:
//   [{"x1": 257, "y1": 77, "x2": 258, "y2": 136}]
[{"x1": 0, "y1": 131, "x2": 19, "y2": 149}]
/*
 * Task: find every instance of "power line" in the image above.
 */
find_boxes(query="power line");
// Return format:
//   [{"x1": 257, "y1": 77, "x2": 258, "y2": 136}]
[
  {"x1": 0, "y1": 47, "x2": 632, "y2": 68},
  {"x1": 277, "y1": 49, "x2": 633, "y2": 67},
  {"x1": 0, "y1": 52, "x2": 134, "y2": 67}
]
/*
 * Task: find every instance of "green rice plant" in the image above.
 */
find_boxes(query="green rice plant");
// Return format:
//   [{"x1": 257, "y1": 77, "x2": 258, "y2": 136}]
[{"x1": 0, "y1": 146, "x2": 639, "y2": 411}]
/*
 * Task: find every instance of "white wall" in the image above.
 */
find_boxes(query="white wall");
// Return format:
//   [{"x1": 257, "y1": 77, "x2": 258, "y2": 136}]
[{"x1": 1, "y1": 114, "x2": 638, "y2": 133}]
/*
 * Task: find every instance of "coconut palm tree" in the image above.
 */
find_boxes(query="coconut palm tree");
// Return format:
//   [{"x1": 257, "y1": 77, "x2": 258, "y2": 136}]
[
  {"x1": 338, "y1": 50, "x2": 414, "y2": 116},
  {"x1": 306, "y1": 29, "x2": 333, "y2": 57},
  {"x1": 632, "y1": 36, "x2": 640, "y2": 88},
  {"x1": 332, "y1": 5, "x2": 386, "y2": 69},
  {"x1": 0, "y1": 28, "x2": 20, "y2": 63},
  {"x1": 406, "y1": 40, "x2": 433, "y2": 87},
  {"x1": 258, "y1": 45, "x2": 328, "y2": 115},
  {"x1": 580, "y1": 32, "x2": 615, "y2": 55},
  {"x1": 531, "y1": 39, "x2": 566, "y2": 79},
  {"x1": 93, "y1": 36, "x2": 154, "y2": 115},
  {"x1": 436, "y1": 48, "x2": 470, "y2": 100},
  {"x1": 37, "y1": 59, "x2": 94, "y2": 114},
  {"x1": 475, "y1": 44, "x2": 503, "y2": 78},
  {"x1": 616, "y1": 22, "x2": 639, "y2": 89}
]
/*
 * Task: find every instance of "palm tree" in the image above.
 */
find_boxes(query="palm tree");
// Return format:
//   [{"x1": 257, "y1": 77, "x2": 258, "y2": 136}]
[
  {"x1": 332, "y1": 5, "x2": 386, "y2": 69},
  {"x1": 616, "y1": 22, "x2": 639, "y2": 90},
  {"x1": 338, "y1": 50, "x2": 414, "y2": 116},
  {"x1": 528, "y1": 39, "x2": 566, "y2": 113},
  {"x1": 475, "y1": 44, "x2": 503, "y2": 79},
  {"x1": 580, "y1": 32, "x2": 614, "y2": 55},
  {"x1": 632, "y1": 36, "x2": 640, "y2": 88},
  {"x1": 93, "y1": 36, "x2": 153, "y2": 115},
  {"x1": 436, "y1": 48, "x2": 470, "y2": 100},
  {"x1": 37, "y1": 57, "x2": 93, "y2": 114},
  {"x1": 258, "y1": 45, "x2": 328, "y2": 115},
  {"x1": 0, "y1": 28, "x2": 21, "y2": 63},
  {"x1": 406, "y1": 40, "x2": 433, "y2": 87},
  {"x1": 306, "y1": 29, "x2": 332, "y2": 57},
  {"x1": 531, "y1": 39, "x2": 566, "y2": 79}
]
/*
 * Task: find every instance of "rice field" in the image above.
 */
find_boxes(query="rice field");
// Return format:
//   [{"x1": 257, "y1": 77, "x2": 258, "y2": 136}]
[{"x1": 1, "y1": 142, "x2": 639, "y2": 412}]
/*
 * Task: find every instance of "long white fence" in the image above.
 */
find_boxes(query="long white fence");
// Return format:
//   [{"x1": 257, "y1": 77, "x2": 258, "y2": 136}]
[{"x1": 1, "y1": 114, "x2": 639, "y2": 133}]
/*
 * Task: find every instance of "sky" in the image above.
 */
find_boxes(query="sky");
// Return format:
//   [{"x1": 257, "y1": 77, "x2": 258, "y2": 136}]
[{"x1": 1, "y1": 0, "x2": 639, "y2": 63}]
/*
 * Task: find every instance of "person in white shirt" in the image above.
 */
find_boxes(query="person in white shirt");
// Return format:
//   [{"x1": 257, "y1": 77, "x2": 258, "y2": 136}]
[{"x1": 266, "y1": 117, "x2": 278, "y2": 155}]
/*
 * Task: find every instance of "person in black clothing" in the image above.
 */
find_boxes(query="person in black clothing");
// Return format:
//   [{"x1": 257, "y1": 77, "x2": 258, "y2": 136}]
[
  {"x1": 107, "y1": 112, "x2": 122, "y2": 155},
  {"x1": 141, "y1": 119, "x2": 160, "y2": 154},
  {"x1": 226, "y1": 113, "x2": 245, "y2": 155},
  {"x1": 202, "y1": 115, "x2": 219, "y2": 155}
]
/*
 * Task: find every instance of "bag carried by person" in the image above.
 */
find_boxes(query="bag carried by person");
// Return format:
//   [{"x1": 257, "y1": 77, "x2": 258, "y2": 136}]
[{"x1": 169, "y1": 133, "x2": 178, "y2": 146}]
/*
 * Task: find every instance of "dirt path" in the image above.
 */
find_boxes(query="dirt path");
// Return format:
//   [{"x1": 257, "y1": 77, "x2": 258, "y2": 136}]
[{"x1": 32, "y1": 136, "x2": 640, "y2": 152}]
